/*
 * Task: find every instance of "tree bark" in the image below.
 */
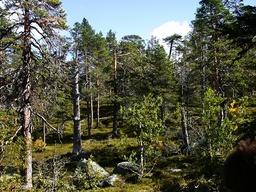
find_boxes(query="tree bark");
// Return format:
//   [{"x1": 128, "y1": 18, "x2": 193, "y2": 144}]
[
  {"x1": 112, "y1": 46, "x2": 119, "y2": 136},
  {"x1": 87, "y1": 99, "x2": 91, "y2": 138},
  {"x1": 85, "y1": 51, "x2": 93, "y2": 138},
  {"x1": 139, "y1": 122, "x2": 144, "y2": 177},
  {"x1": 42, "y1": 121, "x2": 46, "y2": 143},
  {"x1": 72, "y1": 54, "x2": 82, "y2": 154},
  {"x1": 168, "y1": 40, "x2": 174, "y2": 60},
  {"x1": 0, "y1": 50, "x2": 2, "y2": 75},
  {"x1": 86, "y1": 94, "x2": 93, "y2": 138},
  {"x1": 181, "y1": 107, "x2": 190, "y2": 150},
  {"x1": 21, "y1": 4, "x2": 33, "y2": 189},
  {"x1": 0, "y1": 49, "x2": 3, "y2": 90},
  {"x1": 90, "y1": 94, "x2": 94, "y2": 129},
  {"x1": 96, "y1": 79, "x2": 100, "y2": 128}
]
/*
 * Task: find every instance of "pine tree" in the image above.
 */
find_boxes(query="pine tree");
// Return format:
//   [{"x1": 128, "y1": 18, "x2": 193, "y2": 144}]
[
  {"x1": 221, "y1": 3, "x2": 256, "y2": 58},
  {"x1": 106, "y1": 30, "x2": 120, "y2": 136},
  {"x1": 163, "y1": 33, "x2": 182, "y2": 60},
  {"x1": 92, "y1": 32, "x2": 110, "y2": 128},
  {"x1": 126, "y1": 94, "x2": 164, "y2": 177},
  {"x1": 1, "y1": 0, "x2": 67, "y2": 189},
  {"x1": 183, "y1": 0, "x2": 253, "y2": 158},
  {"x1": 70, "y1": 18, "x2": 96, "y2": 137},
  {"x1": 145, "y1": 37, "x2": 178, "y2": 124}
]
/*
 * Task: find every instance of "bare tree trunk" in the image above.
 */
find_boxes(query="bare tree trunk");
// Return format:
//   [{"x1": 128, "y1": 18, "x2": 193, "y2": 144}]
[
  {"x1": 0, "y1": 49, "x2": 3, "y2": 91},
  {"x1": 72, "y1": 54, "x2": 82, "y2": 154},
  {"x1": 168, "y1": 40, "x2": 174, "y2": 60},
  {"x1": 96, "y1": 79, "x2": 100, "y2": 128},
  {"x1": 86, "y1": 94, "x2": 93, "y2": 138},
  {"x1": 22, "y1": 107, "x2": 33, "y2": 189},
  {"x1": 181, "y1": 107, "x2": 190, "y2": 150},
  {"x1": 139, "y1": 122, "x2": 144, "y2": 177},
  {"x1": 214, "y1": 51, "x2": 227, "y2": 127},
  {"x1": 87, "y1": 99, "x2": 91, "y2": 138},
  {"x1": 96, "y1": 91, "x2": 100, "y2": 128},
  {"x1": 42, "y1": 121, "x2": 46, "y2": 143},
  {"x1": 0, "y1": 50, "x2": 2, "y2": 75},
  {"x1": 21, "y1": 5, "x2": 33, "y2": 189},
  {"x1": 90, "y1": 94, "x2": 93, "y2": 129},
  {"x1": 84, "y1": 51, "x2": 93, "y2": 137},
  {"x1": 112, "y1": 47, "x2": 119, "y2": 136}
]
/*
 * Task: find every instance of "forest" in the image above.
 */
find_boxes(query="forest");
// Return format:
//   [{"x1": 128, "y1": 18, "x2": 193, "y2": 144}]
[{"x1": 0, "y1": 0, "x2": 256, "y2": 191}]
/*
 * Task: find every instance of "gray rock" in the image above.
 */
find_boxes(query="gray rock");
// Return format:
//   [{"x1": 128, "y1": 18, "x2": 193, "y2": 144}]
[
  {"x1": 113, "y1": 161, "x2": 139, "y2": 175},
  {"x1": 74, "y1": 158, "x2": 116, "y2": 188},
  {"x1": 75, "y1": 158, "x2": 109, "y2": 178},
  {"x1": 98, "y1": 174, "x2": 122, "y2": 187},
  {"x1": 168, "y1": 168, "x2": 182, "y2": 173}
]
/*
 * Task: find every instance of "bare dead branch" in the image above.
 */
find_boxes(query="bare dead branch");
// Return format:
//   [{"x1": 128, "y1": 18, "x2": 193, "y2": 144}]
[
  {"x1": 4, "y1": 126, "x2": 22, "y2": 146},
  {"x1": 34, "y1": 112, "x2": 58, "y2": 133}
]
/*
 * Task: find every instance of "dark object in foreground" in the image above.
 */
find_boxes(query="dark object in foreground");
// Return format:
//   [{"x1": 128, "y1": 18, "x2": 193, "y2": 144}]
[{"x1": 223, "y1": 139, "x2": 256, "y2": 192}]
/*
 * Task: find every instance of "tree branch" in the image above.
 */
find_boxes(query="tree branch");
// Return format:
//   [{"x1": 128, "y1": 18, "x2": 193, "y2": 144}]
[
  {"x1": 35, "y1": 112, "x2": 59, "y2": 133},
  {"x1": 8, "y1": 126, "x2": 22, "y2": 143}
]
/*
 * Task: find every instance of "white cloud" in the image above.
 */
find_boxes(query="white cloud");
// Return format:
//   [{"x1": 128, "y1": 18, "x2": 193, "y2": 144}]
[{"x1": 149, "y1": 21, "x2": 191, "y2": 50}]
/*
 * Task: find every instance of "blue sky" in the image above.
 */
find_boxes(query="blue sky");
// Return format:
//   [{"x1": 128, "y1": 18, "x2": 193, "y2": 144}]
[{"x1": 61, "y1": 0, "x2": 256, "y2": 43}]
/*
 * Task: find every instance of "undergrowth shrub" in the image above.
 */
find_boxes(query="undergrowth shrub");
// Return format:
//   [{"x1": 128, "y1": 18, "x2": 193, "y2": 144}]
[
  {"x1": 0, "y1": 174, "x2": 22, "y2": 191},
  {"x1": 158, "y1": 175, "x2": 185, "y2": 192},
  {"x1": 33, "y1": 153, "x2": 74, "y2": 191},
  {"x1": 185, "y1": 176, "x2": 223, "y2": 192},
  {"x1": 33, "y1": 139, "x2": 46, "y2": 152}
]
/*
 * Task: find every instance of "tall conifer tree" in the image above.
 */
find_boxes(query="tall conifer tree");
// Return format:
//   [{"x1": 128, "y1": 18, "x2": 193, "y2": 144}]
[{"x1": 1, "y1": 0, "x2": 67, "y2": 188}]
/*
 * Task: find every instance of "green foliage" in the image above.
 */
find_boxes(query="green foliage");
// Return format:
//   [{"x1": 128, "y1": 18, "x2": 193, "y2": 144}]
[
  {"x1": 123, "y1": 94, "x2": 165, "y2": 176},
  {"x1": 124, "y1": 150, "x2": 138, "y2": 163},
  {"x1": 0, "y1": 0, "x2": 255, "y2": 191},
  {"x1": 47, "y1": 0, "x2": 62, "y2": 7},
  {"x1": 33, "y1": 139, "x2": 46, "y2": 152},
  {"x1": 198, "y1": 88, "x2": 249, "y2": 159},
  {"x1": 201, "y1": 88, "x2": 226, "y2": 154},
  {"x1": 128, "y1": 94, "x2": 164, "y2": 141},
  {"x1": 188, "y1": 88, "x2": 250, "y2": 186},
  {"x1": 0, "y1": 174, "x2": 22, "y2": 191},
  {"x1": 1, "y1": 137, "x2": 26, "y2": 170},
  {"x1": 33, "y1": 154, "x2": 74, "y2": 191}
]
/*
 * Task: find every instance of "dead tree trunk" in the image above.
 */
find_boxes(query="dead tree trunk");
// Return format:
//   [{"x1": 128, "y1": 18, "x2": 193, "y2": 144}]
[
  {"x1": 181, "y1": 107, "x2": 190, "y2": 151},
  {"x1": 72, "y1": 53, "x2": 82, "y2": 154},
  {"x1": 87, "y1": 99, "x2": 91, "y2": 138},
  {"x1": 21, "y1": 5, "x2": 33, "y2": 189},
  {"x1": 112, "y1": 46, "x2": 119, "y2": 136}
]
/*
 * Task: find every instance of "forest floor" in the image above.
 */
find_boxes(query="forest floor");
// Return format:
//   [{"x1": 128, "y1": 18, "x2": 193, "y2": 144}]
[{"x1": 32, "y1": 123, "x2": 219, "y2": 192}]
